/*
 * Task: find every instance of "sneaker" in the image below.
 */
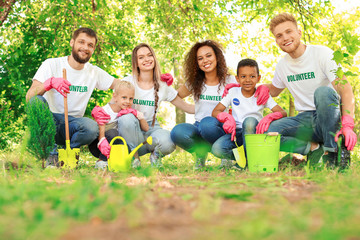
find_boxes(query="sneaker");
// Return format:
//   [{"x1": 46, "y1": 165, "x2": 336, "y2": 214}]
[
  {"x1": 95, "y1": 160, "x2": 108, "y2": 170},
  {"x1": 338, "y1": 135, "x2": 351, "y2": 171},
  {"x1": 194, "y1": 157, "x2": 206, "y2": 170},
  {"x1": 218, "y1": 159, "x2": 234, "y2": 169},
  {"x1": 307, "y1": 144, "x2": 324, "y2": 167},
  {"x1": 45, "y1": 154, "x2": 60, "y2": 168},
  {"x1": 322, "y1": 152, "x2": 337, "y2": 169},
  {"x1": 150, "y1": 151, "x2": 162, "y2": 168},
  {"x1": 231, "y1": 162, "x2": 244, "y2": 171},
  {"x1": 132, "y1": 158, "x2": 141, "y2": 168}
]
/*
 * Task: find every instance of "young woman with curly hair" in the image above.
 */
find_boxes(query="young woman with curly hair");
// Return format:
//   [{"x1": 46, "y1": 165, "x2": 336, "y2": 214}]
[
  {"x1": 119, "y1": 43, "x2": 194, "y2": 168},
  {"x1": 170, "y1": 40, "x2": 237, "y2": 170}
]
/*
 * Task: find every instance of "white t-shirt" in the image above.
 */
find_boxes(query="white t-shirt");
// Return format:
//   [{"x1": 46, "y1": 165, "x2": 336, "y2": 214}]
[
  {"x1": 272, "y1": 45, "x2": 338, "y2": 112},
  {"x1": 122, "y1": 75, "x2": 178, "y2": 122},
  {"x1": 33, "y1": 56, "x2": 114, "y2": 117},
  {"x1": 102, "y1": 103, "x2": 118, "y2": 123},
  {"x1": 189, "y1": 75, "x2": 237, "y2": 122},
  {"x1": 221, "y1": 87, "x2": 277, "y2": 127}
]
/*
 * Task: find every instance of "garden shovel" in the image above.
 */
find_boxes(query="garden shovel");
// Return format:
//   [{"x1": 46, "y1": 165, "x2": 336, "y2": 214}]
[
  {"x1": 232, "y1": 137, "x2": 246, "y2": 168},
  {"x1": 58, "y1": 69, "x2": 80, "y2": 169}
]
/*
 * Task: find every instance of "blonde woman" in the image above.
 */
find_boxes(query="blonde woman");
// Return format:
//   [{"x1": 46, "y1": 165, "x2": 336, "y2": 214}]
[{"x1": 119, "y1": 43, "x2": 194, "y2": 167}]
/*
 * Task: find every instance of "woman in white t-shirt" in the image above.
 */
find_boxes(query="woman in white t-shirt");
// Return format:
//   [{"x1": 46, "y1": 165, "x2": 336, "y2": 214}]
[
  {"x1": 119, "y1": 43, "x2": 194, "y2": 168},
  {"x1": 170, "y1": 40, "x2": 237, "y2": 170}
]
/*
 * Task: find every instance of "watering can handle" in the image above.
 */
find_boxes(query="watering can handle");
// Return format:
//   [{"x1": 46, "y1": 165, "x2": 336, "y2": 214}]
[{"x1": 109, "y1": 136, "x2": 127, "y2": 146}]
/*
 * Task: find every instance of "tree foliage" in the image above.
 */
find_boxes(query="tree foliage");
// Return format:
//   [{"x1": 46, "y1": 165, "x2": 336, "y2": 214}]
[{"x1": 0, "y1": 0, "x2": 359, "y2": 149}]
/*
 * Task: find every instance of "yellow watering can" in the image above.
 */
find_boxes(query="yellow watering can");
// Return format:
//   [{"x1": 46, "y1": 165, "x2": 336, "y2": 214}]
[{"x1": 108, "y1": 136, "x2": 153, "y2": 172}]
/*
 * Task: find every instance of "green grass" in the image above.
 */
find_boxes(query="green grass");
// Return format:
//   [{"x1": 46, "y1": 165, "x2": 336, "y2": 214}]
[{"x1": 0, "y1": 145, "x2": 360, "y2": 240}]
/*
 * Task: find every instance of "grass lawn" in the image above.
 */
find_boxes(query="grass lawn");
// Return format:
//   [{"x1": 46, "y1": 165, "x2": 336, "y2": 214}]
[{"x1": 1, "y1": 146, "x2": 360, "y2": 240}]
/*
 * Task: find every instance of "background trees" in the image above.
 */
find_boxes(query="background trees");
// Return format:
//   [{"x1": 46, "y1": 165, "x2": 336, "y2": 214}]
[{"x1": 0, "y1": 0, "x2": 359, "y2": 149}]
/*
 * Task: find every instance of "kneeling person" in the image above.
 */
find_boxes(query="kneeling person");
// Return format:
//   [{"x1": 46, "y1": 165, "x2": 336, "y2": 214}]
[{"x1": 211, "y1": 58, "x2": 287, "y2": 169}]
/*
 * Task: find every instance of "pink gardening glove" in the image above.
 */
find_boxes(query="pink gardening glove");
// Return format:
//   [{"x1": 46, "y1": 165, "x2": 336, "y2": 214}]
[
  {"x1": 256, "y1": 112, "x2": 283, "y2": 134},
  {"x1": 217, "y1": 112, "x2": 236, "y2": 141},
  {"x1": 97, "y1": 137, "x2": 111, "y2": 158},
  {"x1": 91, "y1": 106, "x2": 110, "y2": 125},
  {"x1": 254, "y1": 85, "x2": 270, "y2": 106},
  {"x1": 335, "y1": 115, "x2": 357, "y2": 151},
  {"x1": 160, "y1": 73, "x2": 174, "y2": 86},
  {"x1": 222, "y1": 83, "x2": 240, "y2": 98},
  {"x1": 43, "y1": 77, "x2": 71, "y2": 97},
  {"x1": 117, "y1": 108, "x2": 137, "y2": 118}
]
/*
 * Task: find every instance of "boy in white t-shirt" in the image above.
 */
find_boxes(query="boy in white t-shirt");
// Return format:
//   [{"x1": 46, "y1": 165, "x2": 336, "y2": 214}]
[
  {"x1": 89, "y1": 81, "x2": 149, "y2": 169},
  {"x1": 211, "y1": 59, "x2": 287, "y2": 168}
]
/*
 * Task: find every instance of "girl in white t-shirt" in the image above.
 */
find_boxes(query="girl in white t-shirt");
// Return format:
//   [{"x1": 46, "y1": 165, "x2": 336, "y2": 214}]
[
  {"x1": 89, "y1": 81, "x2": 149, "y2": 169},
  {"x1": 170, "y1": 40, "x2": 237, "y2": 170},
  {"x1": 119, "y1": 43, "x2": 194, "y2": 168}
]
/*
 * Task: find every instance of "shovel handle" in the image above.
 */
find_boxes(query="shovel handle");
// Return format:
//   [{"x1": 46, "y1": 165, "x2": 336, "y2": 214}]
[{"x1": 63, "y1": 69, "x2": 70, "y2": 141}]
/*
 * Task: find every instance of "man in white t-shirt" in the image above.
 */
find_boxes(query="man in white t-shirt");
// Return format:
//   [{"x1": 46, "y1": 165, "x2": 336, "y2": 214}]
[
  {"x1": 26, "y1": 27, "x2": 119, "y2": 167},
  {"x1": 257, "y1": 13, "x2": 357, "y2": 169}
]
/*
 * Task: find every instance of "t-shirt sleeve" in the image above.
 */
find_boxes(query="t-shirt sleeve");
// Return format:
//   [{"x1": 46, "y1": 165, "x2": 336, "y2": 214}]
[
  {"x1": 220, "y1": 89, "x2": 232, "y2": 108},
  {"x1": 272, "y1": 65, "x2": 286, "y2": 89},
  {"x1": 164, "y1": 85, "x2": 178, "y2": 102},
  {"x1": 265, "y1": 95, "x2": 278, "y2": 110},
  {"x1": 319, "y1": 46, "x2": 339, "y2": 83},
  {"x1": 95, "y1": 66, "x2": 115, "y2": 91},
  {"x1": 33, "y1": 59, "x2": 54, "y2": 83}
]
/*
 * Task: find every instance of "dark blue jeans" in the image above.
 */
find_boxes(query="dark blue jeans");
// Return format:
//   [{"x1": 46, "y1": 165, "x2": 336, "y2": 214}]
[
  {"x1": 170, "y1": 121, "x2": 211, "y2": 159},
  {"x1": 32, "y1": 95, "x2": 98, "y2": 149},
  {"x1": 267, "y1": 86, "x2": 341, "y2": 154}
]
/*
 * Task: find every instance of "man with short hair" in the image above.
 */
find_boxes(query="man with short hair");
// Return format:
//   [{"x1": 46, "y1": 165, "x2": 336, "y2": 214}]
[
  {"x1": 258, "y1": 13, "x2": 357, "y2": 169},
  {"x1": 26, "y1": 27, "x2": 119, "y2": 167}
]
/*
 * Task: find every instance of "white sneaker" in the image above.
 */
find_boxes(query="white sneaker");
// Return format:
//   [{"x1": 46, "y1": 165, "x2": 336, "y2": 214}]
[
  {"x1": 132, "y1": 158, "x2": 141, "y2": 168},
  {"x1": 95, "y1": 160, "x2": 108, "y2": 170},
  {"x1": 150, "y1": 151, "x2": 162, "y2": 168}
]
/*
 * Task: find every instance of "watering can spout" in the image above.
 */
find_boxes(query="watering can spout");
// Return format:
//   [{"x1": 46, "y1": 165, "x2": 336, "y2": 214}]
[{"x1": 128, "y1": 136, "x2": 153, "y2": 159}]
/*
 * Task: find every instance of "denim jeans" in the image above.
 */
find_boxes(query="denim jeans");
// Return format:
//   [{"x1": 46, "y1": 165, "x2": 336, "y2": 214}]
[
  {"x1": 267, "y1": 86, "x2": 340, "y2": 154},
  {"x1": 117, "y1": 114, "x2": 175, "y2": 156},
  {"x1": 211, "y1": 117, "x2": 258, "y2": 160},
  {"x1": 170, "y1": 122, "x2": 211, "y2": 159},
  {"x1": 32, "y1": 95, "x2": 98, "y2": 149}
]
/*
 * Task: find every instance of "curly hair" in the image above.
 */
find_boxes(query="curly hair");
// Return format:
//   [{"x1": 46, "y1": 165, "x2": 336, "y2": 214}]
[
  {"x1": 131, "y1": 43, "x2": 161, "y2": 127},
  {"x1": 183, "y1": 40, "x2": 229, "y2": 101}
]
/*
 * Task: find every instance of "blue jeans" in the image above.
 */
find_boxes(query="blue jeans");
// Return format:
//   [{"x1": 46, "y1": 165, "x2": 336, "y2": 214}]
[
  {"x1": 32, "y1": 95, "x2": 98, "y2": 149},
  {"x1": 267, "y1": 86, "x2": 340, "y2": 154},
  {"x1": 170, "y1": 122, "x2": 211, "y2": 159},
  {"x1": 211, "y1": 117, "x2": 258, "y2": 159},
  {"x1": 117, "y1": 114, "x2": 175, "y2": 156}
]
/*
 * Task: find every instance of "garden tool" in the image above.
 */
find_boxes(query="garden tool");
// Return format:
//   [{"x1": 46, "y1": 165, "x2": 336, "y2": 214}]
[
  {"x1": 232, "y1": 136, "x2": 246, "y2": 168},
  {"x1": 58, "y1": 69, "x2": 80, "y2": 169},
  {"x1": 108, "y1": 136, "x2": 153, "y2": 172}
]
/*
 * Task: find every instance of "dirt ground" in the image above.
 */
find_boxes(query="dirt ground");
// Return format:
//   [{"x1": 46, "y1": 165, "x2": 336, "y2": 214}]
[{"x1": 61, "y1": 170, "x2": 318, "y2": 240}]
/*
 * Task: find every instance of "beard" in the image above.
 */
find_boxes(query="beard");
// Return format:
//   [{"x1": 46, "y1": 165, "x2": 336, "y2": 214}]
[{"x1": 72, "y1": 48, "x2": 91, "y2": 64}]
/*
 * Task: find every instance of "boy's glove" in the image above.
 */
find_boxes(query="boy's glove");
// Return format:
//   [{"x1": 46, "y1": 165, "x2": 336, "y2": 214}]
[
  {"x1": 97, "y1": 137, "x2": 111, "y2": 158},
  {"x1": 222, "y1": 83, "x2": 240, "y2": 98},
  {"x1": 254, "y1": 85, "x2": 270, "y2": 105},
  {"x1": 43, "y1": 77, "x2": 71, "y2": 97},
  {"x1": 160, "y1": 73, "x2": 174, "y2": 86},
  {"x1": 335, "y1": 115, "x2": 357, "y2": 151},
  {"x1": 217, "y1": 112, "x2": 236, "y2": 141},
  {"x1": 117, "y1": 108, "x2": 137, "y2": 118},
  {"x1": 256, "y1": 112, "x2": 283, "y2": 134},
  {"x1": 91, "y1": 106, "x2": 110, "y2": 125}
]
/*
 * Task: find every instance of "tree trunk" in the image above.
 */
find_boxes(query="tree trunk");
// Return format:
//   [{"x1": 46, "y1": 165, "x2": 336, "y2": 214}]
[
  {"x1": 0, "y1": 0, "x2": 17, "y2": 26},
  {"x1": 173, "y1": 57, "x2": 186, "y2": 124}
]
